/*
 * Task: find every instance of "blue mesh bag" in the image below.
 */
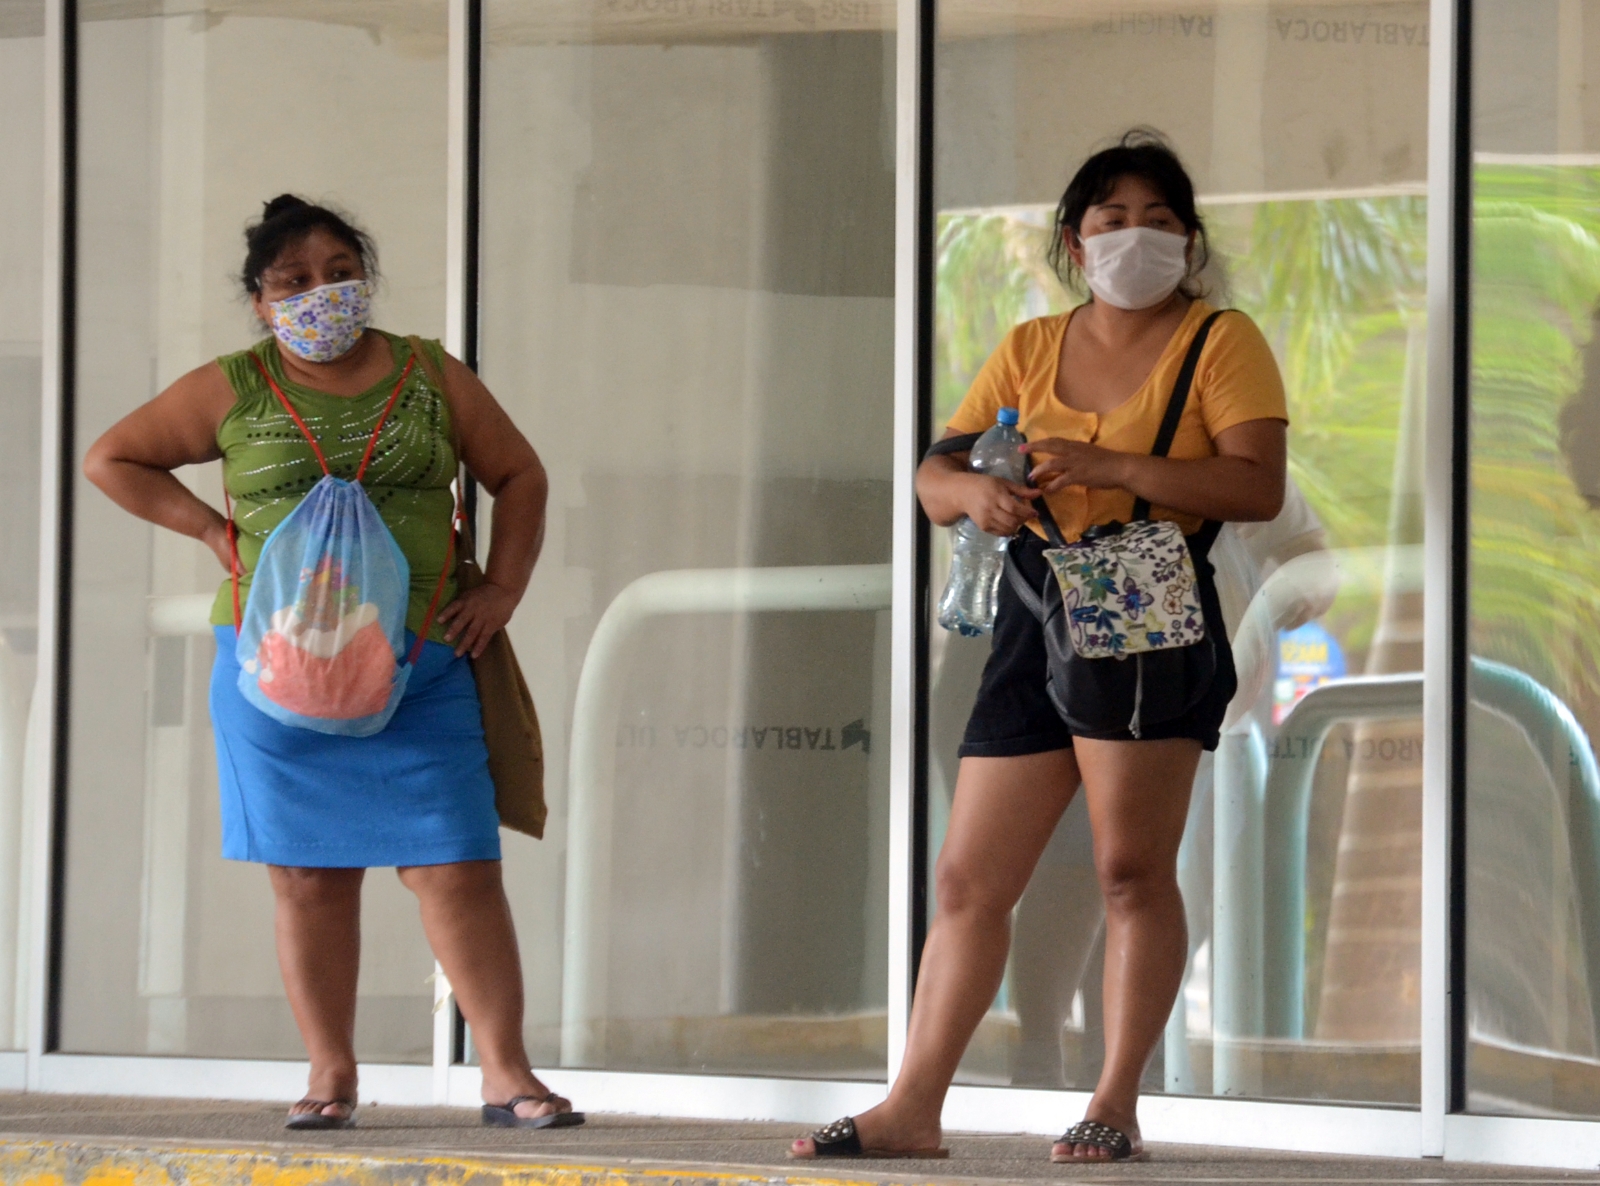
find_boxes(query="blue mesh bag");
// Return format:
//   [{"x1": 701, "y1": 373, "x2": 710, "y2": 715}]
[{"x1": 226, "y1": 355, "x2": 452, "y2": 737}]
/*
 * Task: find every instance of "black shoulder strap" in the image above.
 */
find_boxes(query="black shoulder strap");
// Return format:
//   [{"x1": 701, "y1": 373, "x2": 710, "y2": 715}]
[
  {"x1": 1190, "y1": 517, "x2": 1224, "y2": 556},
  {"x1": 1004, "y1": 545, "x2": 1045, "y2": 620},
  {"x1": 1131, "y1": 308, "x2": 1228, "y2": 524},
  {"x1": 923, "y1": 431, "x2": 982, "y2": 461},
  {"x1": 1031, "y1": 488, "x2": 1068, "y2": 548}
]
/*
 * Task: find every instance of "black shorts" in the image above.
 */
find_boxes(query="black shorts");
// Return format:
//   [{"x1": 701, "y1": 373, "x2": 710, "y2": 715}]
[{"x1": 957, "y1": 531, "x2": 1237, "y2": 758}]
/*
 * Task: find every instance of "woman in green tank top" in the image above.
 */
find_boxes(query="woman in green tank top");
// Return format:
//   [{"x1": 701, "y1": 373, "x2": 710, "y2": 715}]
[{"x1": 84, "y1": 196, "x2": 578, "y2": 1132}]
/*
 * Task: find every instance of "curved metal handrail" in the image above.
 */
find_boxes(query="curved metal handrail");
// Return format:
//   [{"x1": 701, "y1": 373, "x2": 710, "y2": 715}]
[
  {"x1": 1470, "y1": 658, "x2": 1600, "y2": 1044},
  {"x1": 1259, "y1": 658, "x2": 1600, "y2": 1040},
  {"x1": 1261, "y1": 674, "x2": 1424, "y2": 1038},
  {"x1": 1208, "y1": 719, "x2": 1269, "y2": 1093},
  {"x1": 1209, "y1": 543, "x2": 1415, "y2": 1075},
  {"x1": 560, "y1": 564, "x2": 892, "y2": 1067}
]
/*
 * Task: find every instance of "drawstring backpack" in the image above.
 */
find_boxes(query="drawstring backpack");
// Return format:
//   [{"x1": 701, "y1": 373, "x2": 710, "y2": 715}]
[{"x1": 226, "y1": 353, "x2": 457, "y2": 737}]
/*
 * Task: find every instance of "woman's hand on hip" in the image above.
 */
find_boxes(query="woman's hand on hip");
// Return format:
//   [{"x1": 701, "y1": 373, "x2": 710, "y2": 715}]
[
  {"x1": 199, "y1": 519, "x2": 238, "y2": 575},
  {"x1": 959, "y1": 473, "x2": 1040, "y2": 535},
  {"x1": 437, "y1": 583, "x2": 517, "y2": 659},
  {"x1": 1020, "y1": 438, "x2": 1131, "y2": 494}
]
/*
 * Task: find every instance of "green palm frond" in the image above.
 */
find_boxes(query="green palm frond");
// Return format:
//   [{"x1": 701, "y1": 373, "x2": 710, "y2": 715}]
[
  {"x1": 934, "y1": 213, "x2": 1071, "y2": 422},
  {"x1": 1469, "y1": 166, "x2": 1600, "y2": 693}
]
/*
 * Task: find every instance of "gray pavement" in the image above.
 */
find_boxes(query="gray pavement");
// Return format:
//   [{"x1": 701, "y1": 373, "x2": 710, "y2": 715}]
[{"x1": 0, "y1": 1095, "x2": 1595, "y2": 1184}]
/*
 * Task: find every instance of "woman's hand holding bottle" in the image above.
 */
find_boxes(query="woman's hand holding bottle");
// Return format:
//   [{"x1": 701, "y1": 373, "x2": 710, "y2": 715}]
[{"x1": 956, "y1": 472, "x2": 1040, "y2": 535}]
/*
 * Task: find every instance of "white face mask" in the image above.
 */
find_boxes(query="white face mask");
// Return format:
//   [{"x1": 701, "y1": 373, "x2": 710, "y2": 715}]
[{"x1": 1080, "y1": 225, "x2": 1190, "y2": 311}]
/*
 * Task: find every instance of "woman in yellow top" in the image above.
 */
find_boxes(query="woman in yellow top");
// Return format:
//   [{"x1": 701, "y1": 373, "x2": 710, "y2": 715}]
[{"x1": 791, "y1": 132, "x2": 1287, "y2": 1162}]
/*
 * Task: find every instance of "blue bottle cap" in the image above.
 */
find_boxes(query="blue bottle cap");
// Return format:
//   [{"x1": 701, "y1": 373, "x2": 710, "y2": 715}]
[{"x1": 996, "y1": 407, "x2": 1019, "y2": 427}]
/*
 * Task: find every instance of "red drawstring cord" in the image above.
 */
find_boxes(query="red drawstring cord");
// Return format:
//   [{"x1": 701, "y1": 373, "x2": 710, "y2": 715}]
[
  {"x1": 247, "y1": 353, "x2": 415, "y2": 481},
  {"x1": 355, "y1": 358, "x2": 414, "y2": 482},
  {"x1": 408, "y1": 492, "x2": 461, "y2": 667},
  {"x1": 224, "y1": 485, "x2": 241, "y2": 631}
]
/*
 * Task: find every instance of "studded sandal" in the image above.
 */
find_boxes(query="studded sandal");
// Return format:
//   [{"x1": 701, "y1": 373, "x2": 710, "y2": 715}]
[
  {"x1": 481, "y1": 1091, "x2": 586, "y2": 1129},
  {"x1": 789, "y1": 1116, "x2": 949, "y2": 1160},
  {"x1": 1051, "y1": 1119, "x2": 1146, "y2": 1163},
  {"x1": 284, "y1": 1098, "x2": 355, "y2": 1130}
]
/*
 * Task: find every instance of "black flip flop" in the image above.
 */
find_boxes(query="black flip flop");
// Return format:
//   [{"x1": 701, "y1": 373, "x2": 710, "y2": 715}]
[
  {"x1": 285, "y1": 1098, "x2": 356, "y2": 1130},
  {"x1": 1051, "y1": 1119, "x2": 1147, "y2": 1163},
  {"x1": 482, "y1": 1092, "x2": 586, "y2": 1129},
  {"x1": 789, "y1": 1116, "x2": 949, "y2": 1160}
]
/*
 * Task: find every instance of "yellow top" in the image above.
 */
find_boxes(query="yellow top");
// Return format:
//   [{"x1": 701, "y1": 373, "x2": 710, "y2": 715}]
[{"x1": 946, "y1": 300, "x2": 1288, "y2": 542}]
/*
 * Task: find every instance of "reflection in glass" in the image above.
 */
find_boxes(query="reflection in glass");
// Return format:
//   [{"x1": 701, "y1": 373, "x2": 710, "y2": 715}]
[
  {"x1": 481, "y1": 2, "x2": 896, "y2": 1076},
  {"x1": 932, "y1": 1, "x2": 1428, "y2": 1103},
  {"x1": 60, "y1": 2, "x2": 448, "y2": 1059},
  {"x1": 1469, "y1": 0, "x2": 1600, "y2": 1119},
  {"x1": 0, "y1": 1, "x2": 44, "y2": 1052}
]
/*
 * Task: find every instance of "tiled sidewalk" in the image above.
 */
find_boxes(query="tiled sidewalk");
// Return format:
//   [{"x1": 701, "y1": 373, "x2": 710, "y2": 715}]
[{"x1": 0, "y1": 1096, "x2": 1594, "y2": 1185}]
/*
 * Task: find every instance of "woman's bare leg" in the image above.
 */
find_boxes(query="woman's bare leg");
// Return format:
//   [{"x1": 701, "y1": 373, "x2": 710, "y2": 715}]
[
  {"x1": 269, "y1": 865, "x2": 364, "y2": 1122},
  {"x1": 398, "y1": 860, "x2": 572, "y2": 1121},
  {"x1": 791, "y1": 748, "x2": 1080, "y2": 1156},
  {"x1": 1054, "y1": 737, "x2": 1200, "y2": 1162}
]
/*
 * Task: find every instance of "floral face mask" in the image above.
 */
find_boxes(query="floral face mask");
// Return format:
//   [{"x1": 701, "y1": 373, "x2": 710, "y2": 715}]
[{"x1": 268, "y1": 279, "x2": 372, "y2": 363}]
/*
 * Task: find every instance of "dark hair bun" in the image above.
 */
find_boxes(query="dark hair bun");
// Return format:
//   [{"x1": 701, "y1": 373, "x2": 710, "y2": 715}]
[{"x1": 261, "y1": 194, "x2": 310, "y2": 221}]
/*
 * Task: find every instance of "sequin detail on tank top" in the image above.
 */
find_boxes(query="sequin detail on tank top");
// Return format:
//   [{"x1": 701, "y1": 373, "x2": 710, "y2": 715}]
[{"x1": 211, "y1": 334, "x2": 458, "y2": 638}]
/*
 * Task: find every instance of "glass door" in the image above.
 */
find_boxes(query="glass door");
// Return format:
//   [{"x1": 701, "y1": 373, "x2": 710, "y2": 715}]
[
  {"x1": 1468, "y1": 0, "x2": 1600, "y2": 1119},
  {"x1": 929, "y1": 0, "x2": 1432, "y2": 1104},
  {"x1": 58, "y1": 0, "x2": 450, "y2": 1060},
  {"x1": 479, "y1": 0, "x2": 898, "y2": 1077},
  {"x1": 0, "y1": 0, "x2": 45, "y2": 1054}
]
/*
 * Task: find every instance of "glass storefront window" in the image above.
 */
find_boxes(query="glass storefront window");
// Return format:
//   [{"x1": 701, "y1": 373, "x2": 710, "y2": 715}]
[
  {"x1": 0, "y1": 0, "x2": 44, "y2": 1054},
  {"x1": 481, "y1": 2, "x2": 897, "y2": 1076},
  {"x1": 1469, "y1": 0, "x2": 1600, "y2": 1119},
  {"x1": 59, "y1": 1, "x2": 449, "y2": 1059},
  {"x1": 32, "y1": 0, "x2": 1600, "y2": 1144},
  {"x1": 931, "y1": 1, "x2": 1429, "y2": 1103}
]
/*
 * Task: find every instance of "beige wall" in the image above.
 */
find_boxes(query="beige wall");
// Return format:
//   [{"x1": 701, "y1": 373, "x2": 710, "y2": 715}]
[{"x1": 938, "y1": 1, "x2": 1430, "y2": 210}]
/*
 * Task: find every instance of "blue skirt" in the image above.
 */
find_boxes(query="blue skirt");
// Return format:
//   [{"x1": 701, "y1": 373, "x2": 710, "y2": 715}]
[{"x1": 210, "y1": 626, "x2": 502, "y2": 867}]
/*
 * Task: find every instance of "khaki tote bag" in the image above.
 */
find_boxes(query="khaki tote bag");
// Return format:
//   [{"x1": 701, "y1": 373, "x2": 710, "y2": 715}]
[{"x1": 408, "y1": 336, "x2": 547, "y2": 839}]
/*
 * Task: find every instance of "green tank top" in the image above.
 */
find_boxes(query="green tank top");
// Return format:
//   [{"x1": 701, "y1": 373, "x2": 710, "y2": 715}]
[{"x1": 211, "y1": 330, "x2": 458, "y2": 643}]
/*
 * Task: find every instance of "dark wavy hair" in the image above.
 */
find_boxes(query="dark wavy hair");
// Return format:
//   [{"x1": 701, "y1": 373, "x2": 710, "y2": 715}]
[
  {"x1": 1047, "y1": 129, "x2": 1209, "y2": 298},
  {"x1": 240, "y1": 194, "x2": 379, "y2": 295}
]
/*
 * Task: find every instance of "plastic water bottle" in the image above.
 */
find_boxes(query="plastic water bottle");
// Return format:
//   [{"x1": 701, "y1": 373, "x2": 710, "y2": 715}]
[{"x1": 937, "y1": 407, "x2": 1029, "y2": 636}]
